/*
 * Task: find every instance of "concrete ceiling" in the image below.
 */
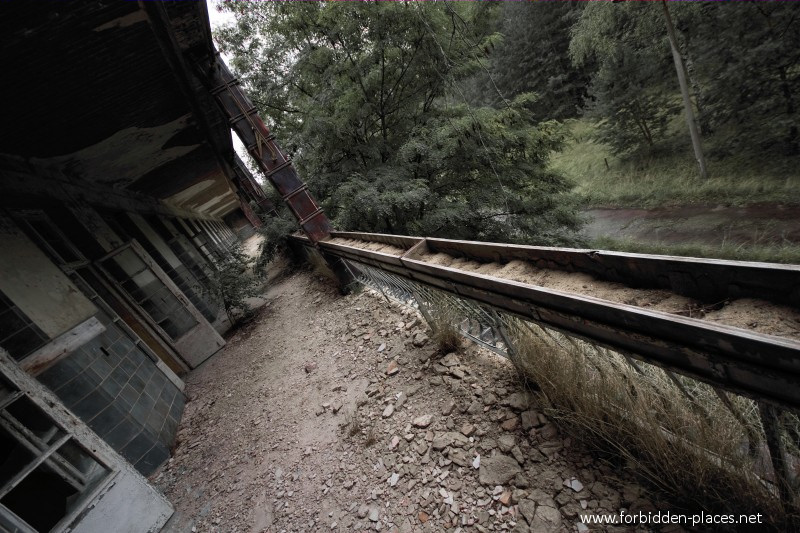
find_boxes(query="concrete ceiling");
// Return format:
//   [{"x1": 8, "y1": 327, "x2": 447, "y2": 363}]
[{"x1": 0, "y1": 1, "x2": 242, "y2": 217}]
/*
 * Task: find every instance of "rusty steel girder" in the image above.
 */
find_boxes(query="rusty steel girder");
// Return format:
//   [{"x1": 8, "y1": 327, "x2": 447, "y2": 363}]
[
  {"x1": 204, "y1": 55, "x2": 332, "y2": 242},
  {"x1": 232, "y1": 156, "x2": 277, "y2": 219},
  {"x1": 199, "y1": 54, "x2": 354, "y2": 289}
]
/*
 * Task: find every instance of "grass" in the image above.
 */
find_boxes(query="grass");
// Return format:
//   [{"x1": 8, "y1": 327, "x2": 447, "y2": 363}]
[
  {"x1": 592, "y1": 236, "x2": 800, "y2": 265},
  {"x1": 506, "y1": 319, "x2": 794, "y2": 529},
  {"x1": 344, "y1": 412, "x2": 362, "y2": 438},
  {"x1": 344, "y1": 410, "x2": 376, "y2": 447},
  {"x1": 363, "y1": 426, "x2": 377, "y2": 447},
  {"x1": 355, "y1": 282, "x2": 796, "y2": 527},
  {"x1": 429, "y1": 310, "x2": 463, "y2": 354},
  {"x1": 304, "y1": 246, "x2": 340, "y2": 282},
  {"x1": 411, "y1": 291, "x2": 796, "y2": 527},
  {"x1": 551, "y1": 119, "x2": 800, "y2": 209}
]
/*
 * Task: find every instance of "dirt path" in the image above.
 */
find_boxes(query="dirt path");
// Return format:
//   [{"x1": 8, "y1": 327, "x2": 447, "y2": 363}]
[
  {"x1": 154, "y1": 266, "x2": 671, "y2": 533},
  {"x1": 582, "y1": 204, "x2": 800, "y2": 247}
]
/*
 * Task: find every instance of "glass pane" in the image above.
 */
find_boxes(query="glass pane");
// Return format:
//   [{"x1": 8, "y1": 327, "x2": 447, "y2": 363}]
[
  {"x1": 0, "y1": 310, "x2": 28, "y2": 343},
  {"x1": 26, "y1": 219, "x2": 80, "y2": 264},
  {"x1": 102, "y1": 249, "x2": 197, "y2": 341},
  {"x1": 0, "y1": 295, "x2": 48, "y2": 362},
  {"x1": 1, "y1": 462, "x2": 78, "y2": 532},
  {"x1": 1, "y1": 328, "x2": 48, "y2": 362},
  {"x1": 0, "y1": 377, "x2": 16, "y2": 407},
  {"x1": 5, "y1": 397, "x2": 64, "y2": 446},
  {"x1": 53, "y1": 439, "x2": 109, "y2": 487},
  {"x1": 0, "y1": 426, "x2": 36, "y2": 489}
]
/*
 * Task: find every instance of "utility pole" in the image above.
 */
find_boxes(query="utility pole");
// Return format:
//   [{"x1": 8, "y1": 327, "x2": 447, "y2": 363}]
[{"x1": 661, "y1": 0, "x2": 708, "y2": 179}]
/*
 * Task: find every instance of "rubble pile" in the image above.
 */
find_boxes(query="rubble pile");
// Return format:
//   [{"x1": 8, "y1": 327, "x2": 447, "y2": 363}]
[{"x1": 155, "y1": 269, "x2": 674, "y2": 533}]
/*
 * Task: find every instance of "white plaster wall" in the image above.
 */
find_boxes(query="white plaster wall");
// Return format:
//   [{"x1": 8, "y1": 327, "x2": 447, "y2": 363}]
[{"x1": 0, "y1": 214, "x2": 97, "y2": 338}]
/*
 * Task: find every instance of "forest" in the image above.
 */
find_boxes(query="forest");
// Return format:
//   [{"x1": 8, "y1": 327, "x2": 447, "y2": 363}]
[{"x1": 215, "y1": 1, "x2": 800, "y2": 261}]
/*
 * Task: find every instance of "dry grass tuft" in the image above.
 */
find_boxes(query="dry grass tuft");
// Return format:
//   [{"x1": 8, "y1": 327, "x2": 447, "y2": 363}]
[
  {"x1": 343, "y1": 412, "x2": 362, "y2": 438},
  {"x1": 506, "y1": 319, "x2": 791, "y2": 528},
  {"x1": 364, "y1": 426, "x2": 377, "y2": 448},
  {"x1": 433, "y1": 322, "x2": 462, "y2": 354},
  {"x1": 355, "y1": 269, "x2": 796, "y2": 526},
  {"x1": 344, "y1": 411, "x2": 376, "y2": 448},
  {"x1": 304, "y1": 247, "x2": 339, "y2": 282},
  {"x1": 427, "y1": 307, "x2": 463, "y2": 354}
]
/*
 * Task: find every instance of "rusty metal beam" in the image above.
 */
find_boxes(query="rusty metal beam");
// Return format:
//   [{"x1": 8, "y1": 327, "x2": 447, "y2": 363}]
[
  {"x1": 198, "y1": 54, "x2": 354, "y2": 288},
  {"x1": 290, "y1": 232, "x2": 800, "y2": 412},
  {"x1": 232, "y1": 155, "x2": 278, "y2": 219},
  {"x1": 201, "y1": 56, "x2": 331, "y2": 242}
]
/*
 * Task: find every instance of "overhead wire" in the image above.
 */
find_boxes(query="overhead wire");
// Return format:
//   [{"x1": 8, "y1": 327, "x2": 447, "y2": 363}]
[
  {"x1": 441, "y1": 0, "x2": 512, "y2": 111},
  {"x1": 411, "y1": 2, "x2": 513, "y2": 217}
]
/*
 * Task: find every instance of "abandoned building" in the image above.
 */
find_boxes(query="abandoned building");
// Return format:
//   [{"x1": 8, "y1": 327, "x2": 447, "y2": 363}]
[
  {"x1": 2, "y1": 1, "x2": 800, "y2": 532},
  {"x1": 0, "y1": 1, "x2": 278, "y2": 530}
]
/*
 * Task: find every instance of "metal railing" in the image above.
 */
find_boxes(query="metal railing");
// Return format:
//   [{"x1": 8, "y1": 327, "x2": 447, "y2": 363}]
[{"x1": 290, "y1": 232, "x2": 800, "y2": 514}]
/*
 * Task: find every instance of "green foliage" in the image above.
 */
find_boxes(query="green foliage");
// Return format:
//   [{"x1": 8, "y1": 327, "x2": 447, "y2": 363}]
[
  {"x1": 216, "y1": 1, "x2": 582, "y2": 246},
  {"x1": 254, "y1": 214, "x2": 297, "y2": 275},
  {"x1": 592, "y1": 236, "x2": 800, "y2": 266},
  {"x1": 210, "y1": 242, "x2": 260, "y2": 323},
  {"x1": 569, "y1": 2, "x2": 800, "y2": 158},
  {"x1": 570, "y1": 3, "x2": 678, "y2": 155},
  {"x1": 215, "y1": 0, "x2": 800, "y2": 244},
  {"x1": 485, "y1": 2, "x2": 592, "y2": 120},
  {"x1": 552, "y1": 120, "x2": 800, "y2": 209},
  {"x1": 681, "y1": 2, "x2": 800, "y2": 156}
]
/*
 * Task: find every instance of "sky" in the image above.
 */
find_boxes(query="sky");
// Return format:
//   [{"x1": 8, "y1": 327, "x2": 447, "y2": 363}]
[
  {"x1": 206, "y1": 1, "x2": 252, "y2": 169},
  {"x1": 207, "y1": 0, "x2": 236, "y2": 47}
]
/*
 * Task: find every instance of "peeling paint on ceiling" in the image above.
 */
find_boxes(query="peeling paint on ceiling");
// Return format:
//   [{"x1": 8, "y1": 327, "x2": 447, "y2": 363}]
[
  {"x1": 195, "y1": 191, "x2": 236, "y2": 214},
  {"x1": 93, "y1": 10, "x2": 147, "y2": 32},
  {"x1": 33, "y1": 115, "x2": 199, "y2": 187},
  {"x1": 167, "y1": 179, "x2": 216, "y2": 205}
]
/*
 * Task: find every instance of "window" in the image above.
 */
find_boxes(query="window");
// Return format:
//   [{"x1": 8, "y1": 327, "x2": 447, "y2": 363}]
[
  {"x1": 0, "y1": 376, "x2": 111, "y2": 532},
  {"x1": 0, "y1": 293, "x2": 48, "y2": 363},
  {"x1": 18, "y1": 218, "x2": 80, "y2": 265},
  {"x1": 99, "y1": 246, "x2": 197, "y2": 341}
]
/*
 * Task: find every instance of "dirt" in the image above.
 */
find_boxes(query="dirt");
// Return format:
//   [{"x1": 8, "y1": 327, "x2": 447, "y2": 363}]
[
  {"x1": 425, "y1": 254, "x2": 695, "y2": 316},
  {"x1": 582, "y1": 203, "x2": 800, "y2": 247},
  {"x1": 419, "y1": 251, "x2": 800, "y2": 342},
  {"x1": 702, "y1": 299, "x2": 800, "y2": 340},
  {"x1": 328, "y1": 237, "x2": 408, "y2": 257},
  {"x1": 320, "y1": 238, "x2": 800, "y2": 340},
  {"x1": 153, "y1": 265, "x2": 668, "y2": 533},
  {"x1": 242, "y1": 234, "x2": 263, "y2": 259}
]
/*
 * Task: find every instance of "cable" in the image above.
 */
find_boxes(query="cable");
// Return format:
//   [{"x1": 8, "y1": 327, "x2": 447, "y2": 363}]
[
  {"x1": 411, "y1": 3, "x2": 512, "y2": 216},
  {"x1": 441, "y1": 0, "x2": 512, "y2": 111}
]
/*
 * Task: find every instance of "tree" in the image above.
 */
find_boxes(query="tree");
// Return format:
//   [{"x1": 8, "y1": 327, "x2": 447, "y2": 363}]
[
  {"x1": 570, "y1": 2, "x2": 680, "y2": 155},
  {"x1": 210, "y1": 242, "x2": 260, "y2": 324},
  {"x1": 488, "y1": 2, "x2": 593, "y2": 120},
  {"x1": 215, "y1": 1, "x2": 582, "y2": 246},
  {"x1": 681, "y1": 2, "x2": 800, "y2": 156},
  {"x1": 661, "y1": 0, "x2": 707, "y2": 179}
]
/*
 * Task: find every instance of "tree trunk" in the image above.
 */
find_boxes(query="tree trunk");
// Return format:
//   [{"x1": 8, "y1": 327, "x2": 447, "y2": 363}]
[
  {"x1": 779, "y1": 65, "x2": 798, "y2": 154},
  {"x1": 662, "y1": 0, "x2": 709, "y2": 179}
]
